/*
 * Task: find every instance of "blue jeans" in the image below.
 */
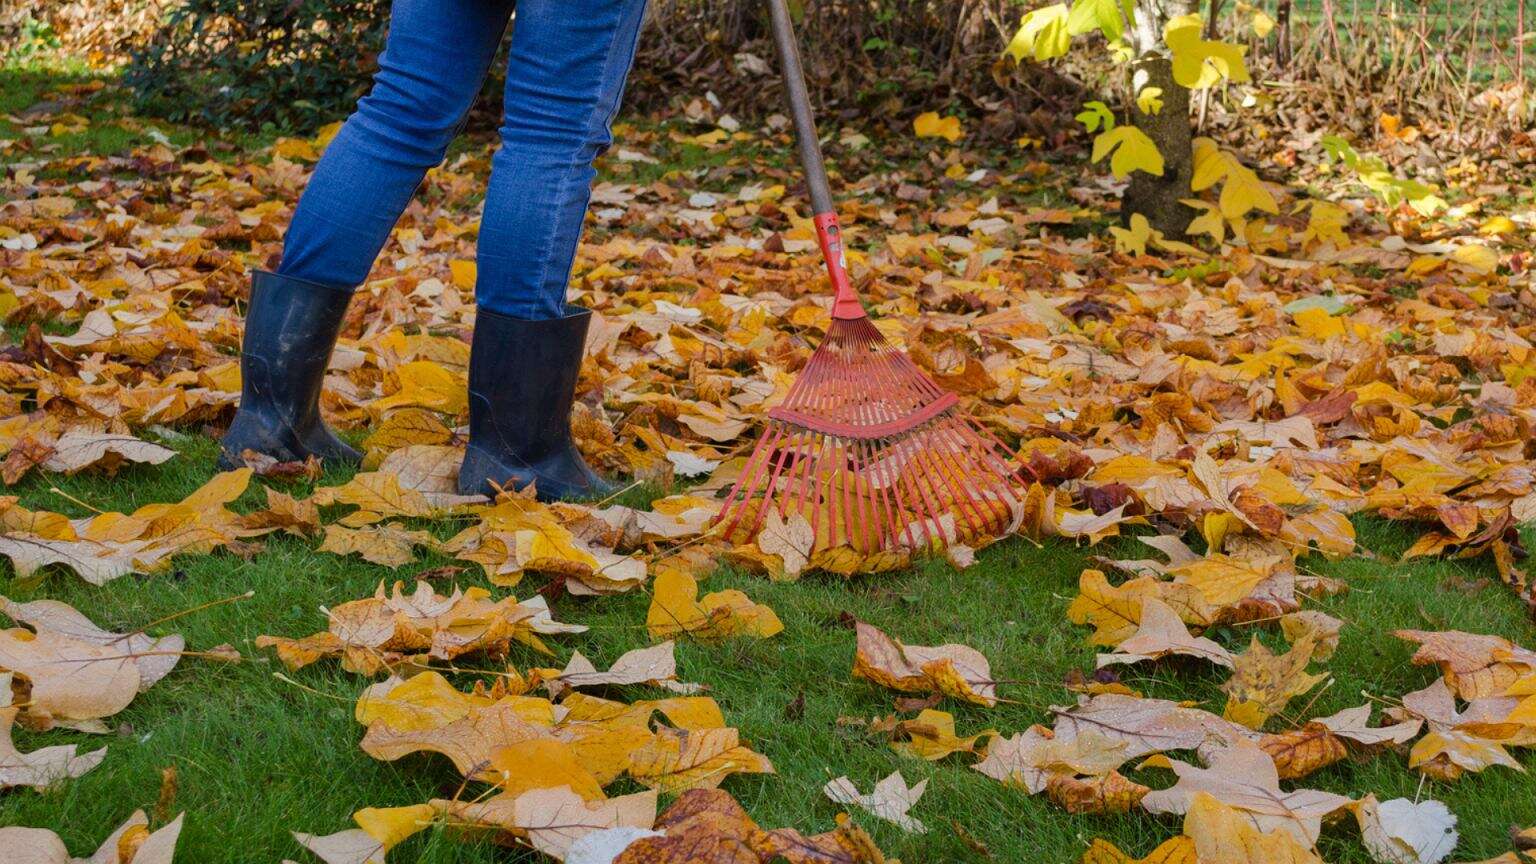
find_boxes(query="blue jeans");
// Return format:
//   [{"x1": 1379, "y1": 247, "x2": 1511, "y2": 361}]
[{"x1": 277, "y1": 0, "x2": 649, "y2": 319}]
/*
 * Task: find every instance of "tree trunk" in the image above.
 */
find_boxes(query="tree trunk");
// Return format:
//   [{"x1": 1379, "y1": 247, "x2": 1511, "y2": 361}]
[
  {"x1": 1124, "y1": 55, "x2": 1195, "y2": 237},
  {"x1": 1276, "y1": 0, "x2": 1293, "y2": 69},
  {"x1": 1121, "y1": 0, "x2": 1197, "y2": 238}
]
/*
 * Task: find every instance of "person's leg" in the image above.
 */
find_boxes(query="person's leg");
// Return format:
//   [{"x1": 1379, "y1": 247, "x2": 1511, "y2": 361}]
[
  {"x1": 278, "y1": 0, "x2": 514, "y2": 288},
  {"x1": 458, "y1": 0, "x2": 648, "y2": 499},
  {"x1": 221, "y1": 0, "x2": 512, "y2": 470},
  {"x1": 474, "y1": 0, "x2": 650, "y2": 318}
]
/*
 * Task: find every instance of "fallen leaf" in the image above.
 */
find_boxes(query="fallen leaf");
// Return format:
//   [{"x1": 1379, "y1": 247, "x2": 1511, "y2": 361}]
[
  {"x1": 852, "y1": 620, "x2": 996, "y2": 706},
  {"x1": 824, "y1": 771, "x2": 928, "y2": 833}
]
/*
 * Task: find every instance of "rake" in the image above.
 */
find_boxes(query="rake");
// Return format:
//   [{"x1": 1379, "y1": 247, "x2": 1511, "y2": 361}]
[{"x1": 714, "y1": 0, "x2": 1028, "y2": 555}]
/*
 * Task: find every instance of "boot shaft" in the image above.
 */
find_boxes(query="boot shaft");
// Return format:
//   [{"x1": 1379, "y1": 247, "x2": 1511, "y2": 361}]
[
  {"x1": 466, "y1": 305, "x2": 592, "y2": 464},
  {"x1": 240, "y1": 270, "x2": 354, "y2": 418}
]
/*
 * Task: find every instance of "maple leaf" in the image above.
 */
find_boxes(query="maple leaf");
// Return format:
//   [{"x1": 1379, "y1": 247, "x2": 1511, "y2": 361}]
[
  {"x1": 537, "y1": 641, "x2": 698, "y2": 695},
  {"x1": 754, "y1": 509, "x2": 814, "y2": 580},
  {"x1": 1391, "y1": 678, "x2": 1526, "y2": 781},
  {"x1": 1354, "y1": 795, "x2": 1460, "y2": 864},
  {"x1": 318, "y1": 523, "x2": 438, "y2": 568},
  {"x1": 1080, "y1": 836, "x2": 1196, "y2": 864},
  {"x1": 823, "y1": 771, "x2": 928, "y2": 834},
  {"x1": 627, "y1": 725, "x2": 775, "y2": 793},
  {"x1": 1096, "y1": 596, "x2": 1233, "y2": 669},
  {"x1": 1142, "y1": 742, "x2": 1353, "y2": 843},
  {"x1": 890, "y1": 708, "x2": 995, "y2": 761},
  {"x1": 33, "y1": 428, "x2": 176, "y2": 476},
  {"x1": 1049, "y1": 693, "x2": 1254, "y2": 761},
  {"x1": 1183, "y1": 792, "x2": 1322, "y2": 864},
  {"x1": 645, "y1": 568, "x2": 782, "y2": 641},
  {"x1": 0, "y1": 595, "x2": 181, "y2": 729},
  {"x1": 1220, "y1": 634, "x2": 1330, "y2": 729},
  {"x1": 852, "y1": 619, "x2": 996, "y2": 707}
]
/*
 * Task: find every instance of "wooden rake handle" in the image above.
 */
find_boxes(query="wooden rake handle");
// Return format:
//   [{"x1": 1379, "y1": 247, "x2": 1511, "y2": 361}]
[{"x1": 765, "y1": 0, "x2": 865, "y2": 319}]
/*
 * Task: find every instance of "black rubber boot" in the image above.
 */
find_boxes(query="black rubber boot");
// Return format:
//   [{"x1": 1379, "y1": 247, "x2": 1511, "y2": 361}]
[
  {"x1": 457, "y1": 305, "x2": 613, "y2": 501},
  {"x1": 216, "y1": 270, "x2": 361, "y2": 469}
]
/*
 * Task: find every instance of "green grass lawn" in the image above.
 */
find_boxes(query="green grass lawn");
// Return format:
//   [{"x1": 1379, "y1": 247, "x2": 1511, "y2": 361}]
[{"x1": 3, "y1": 436, "x2": 1535, "y2": 863}]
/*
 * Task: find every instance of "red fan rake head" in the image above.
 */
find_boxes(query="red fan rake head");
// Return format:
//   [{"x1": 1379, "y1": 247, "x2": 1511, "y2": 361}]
[{"x1": 715, "y1": 312, "x2": 1027, "y2": 555}]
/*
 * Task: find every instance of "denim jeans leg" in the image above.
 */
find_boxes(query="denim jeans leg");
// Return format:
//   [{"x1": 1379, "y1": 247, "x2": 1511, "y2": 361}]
[
  {"x1": 277, "y1": 0, "x2": 514, "y2": 290},
  {"x1": 473, "y1": 0, "x2": 650, "y2": 319}
]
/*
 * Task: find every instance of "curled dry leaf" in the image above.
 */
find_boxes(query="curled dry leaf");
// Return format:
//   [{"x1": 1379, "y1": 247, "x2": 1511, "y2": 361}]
[
  {"x1": 852, "y1": 620, "x2": 996, "y2": 707},
  {"x1": 611, "y1": 787, "x2": 894, "y2": 864},
  {"x1": 430, "y1": 785, "x2": 658, "y2": 861},
  {"x1": 889, "y1": 708, "x2": 995, "y2": 761},
  {"x1": 355, "y1": 671, "x2": 770, "y2": 793},
  {"x1": 256, "y1": 580, "x2": 584, "y2": 675},
  {"x1": 973, "y1": 725, "x2": 1129, "y2": 796},
  {"x1": 1390, "y1": 678, "x2": 1526, "y2": 781},
  {"x1": 0, "y1": 705, "x2": 106, "y2": 790},
  {"x1": 36, "y1": 428, "x2": 176, "y2": 476},
  {"x1": 1395, "y1": 629, "x2": 1536, "y2": 700},
  {"x1": 0, "y1": 468, "x2": 259, "y2": 585},
  {"x1": 0, "y1": 810, "x2": 184, "y2": 864},
  {"x1": 237, "y1": 487, "x2": 322, "y2": 537},
  {"x1": 0, "y1": 595, "x2": 182, "y2": 729},
  {"x1": 536, "y1": 641, "x2": 698, "y2": 696},
  {"x1": 445, "y1": 498, "x2": 646, "y2": 595}
]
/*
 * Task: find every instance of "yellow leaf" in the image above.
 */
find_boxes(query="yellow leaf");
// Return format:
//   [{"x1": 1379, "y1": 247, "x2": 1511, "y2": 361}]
[
  {"x1": 1110, "y1": 213, "x2": 1153, "y2": 256},
  {"x1": 1246, "y1": 4, "x2": 1277, "y2": 37},
  {"x1": 1191, "y1": 137, "x2": 1277, "y2": 219},
  {"x1": 1165, "y1": 14, "x2": 1251, "y2": 89},
  {"x1": 1182, "y1": 199, "x2": 1226, "y2": 244},
  {"x1": 1184, "y1": 793, "x2": 1323, "y2": 863},
  {"x1": 913, "y1": 112, "x2": 965, "y2": 143},
  {"x1": 1006, "y1": 4, "x2": 1072, "y2": 62},
  {"x1": 1080, "y1": 836, "x2": 1197, "y2": 864},
  {"x1": 354, "y1": 804, "x2": 434, "y2": 850},
  {"x1": 1292, "y1": 306, "x2": 1345, "y2": 340},
  {"x1": 1136, "y1": 86, "x2": 1164, "y2": 115},
  {"x1": 1299, "y1": 200, "x2": 1349, "y2": 247},
  {"x1": 1091, "y1": 126, "x2": 1165, "y2": 179},
  {"x1": 371, "y1": 360, "x2": 468, "y2": 416},
  {"x1": 646, "y1": 567, "x2": 782, "y2": 640},
  {"x1": 450, "y1": 259, "x2": 477, "y2": 290},
  {"x1": 1451, "y1": 244, "x2": 1499, "y2": 274}
]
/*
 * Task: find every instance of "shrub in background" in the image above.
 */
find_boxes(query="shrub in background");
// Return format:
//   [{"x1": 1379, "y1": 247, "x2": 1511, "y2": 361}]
[{"x1": 125, "y1": 0, "x2": 389, "y2": 133}]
